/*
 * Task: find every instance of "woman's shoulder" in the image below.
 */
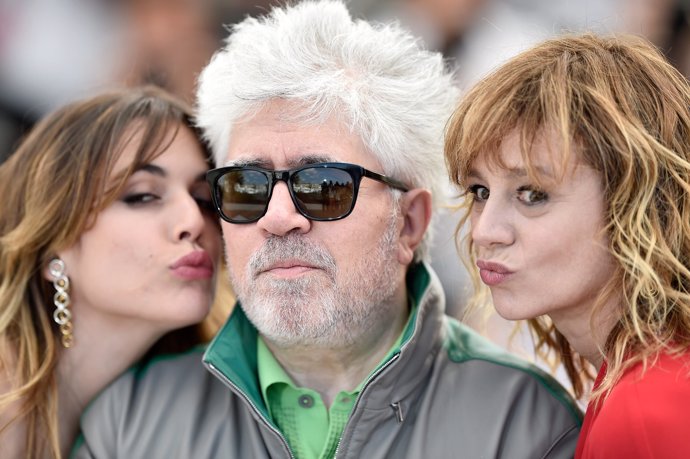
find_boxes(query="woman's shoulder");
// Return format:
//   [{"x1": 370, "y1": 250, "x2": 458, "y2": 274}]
[
  {"x1": 585, "y1": 350, "x2": 690, "y2": 457},
  {"x1": 607, "y1": 350, "x2": 690, "y2": 415},
  {"x1": 615, "y1": 350, "x2": 690, "y2": 395}
]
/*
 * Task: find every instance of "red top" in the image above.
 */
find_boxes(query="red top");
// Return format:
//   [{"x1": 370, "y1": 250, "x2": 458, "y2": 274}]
[{"x1": 576, "y1": 351, "x2": 690, "y2": 459}]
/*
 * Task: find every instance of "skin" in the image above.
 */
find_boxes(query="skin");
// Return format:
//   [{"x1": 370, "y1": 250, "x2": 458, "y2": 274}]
[
  {"x1": 467, "y1": 130, "x2": 619, "y2": 367},
  {"x1": 51, "y1": 123, "x2": 222, "y2": 455},
  {"x1": 219, "y1": 100, "x2": 431, "y2": 406}
]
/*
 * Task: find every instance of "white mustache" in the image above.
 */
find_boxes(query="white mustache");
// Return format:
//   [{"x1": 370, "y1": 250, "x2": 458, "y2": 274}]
[{"x1": 248, "y1": 233, "x2": 337, "y2": 280}]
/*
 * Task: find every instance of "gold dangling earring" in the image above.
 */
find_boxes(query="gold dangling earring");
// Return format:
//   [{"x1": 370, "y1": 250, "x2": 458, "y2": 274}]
[{"x1": 49, "y1": 258, "x2": 74, "y2": 348}]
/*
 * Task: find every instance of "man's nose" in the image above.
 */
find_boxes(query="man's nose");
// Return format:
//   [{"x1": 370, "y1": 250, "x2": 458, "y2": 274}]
[{"x1": 256, "y1": 181, "x2": 311, "y2": 236}]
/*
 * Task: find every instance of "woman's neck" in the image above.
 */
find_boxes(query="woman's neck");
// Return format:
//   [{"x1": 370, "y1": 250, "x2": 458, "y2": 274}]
[{"x1": 548, "y1": 299, "x2": 620, "y2": 371}]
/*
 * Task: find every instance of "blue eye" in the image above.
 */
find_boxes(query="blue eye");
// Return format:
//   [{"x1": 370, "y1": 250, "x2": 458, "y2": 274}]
[
  {"x1": 467, "y1": 184, "x2": 490, "y2": 202},
  {"x1": 516, "y1": 187, "x2": 548, "y2": 205}
]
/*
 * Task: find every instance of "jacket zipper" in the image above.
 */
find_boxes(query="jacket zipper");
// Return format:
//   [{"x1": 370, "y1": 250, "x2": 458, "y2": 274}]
[
  {"x1": 390, "y1": 402, "x2": 404, "y2": 423},
  {"x1": 333, "y1": 286, "x2": 428, "y2": 457},
  {"x1": 333, "y1": 352, "x2": 401, "y2": 458},
  {"x1": 205, "y1": 362, "x2": 296, "y2": 459}
]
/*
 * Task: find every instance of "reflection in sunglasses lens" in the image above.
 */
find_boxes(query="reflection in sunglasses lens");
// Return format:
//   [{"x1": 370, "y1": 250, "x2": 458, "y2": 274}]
[
  {"x1": 292, "y1": 168, "x2": 354, "y2": 219},
  {"x1": 216, "y1": 166, "x2": 359, "y2": 222},
  {"x1": 219, "y1": 170, "x2": 270, "y2": 222}
]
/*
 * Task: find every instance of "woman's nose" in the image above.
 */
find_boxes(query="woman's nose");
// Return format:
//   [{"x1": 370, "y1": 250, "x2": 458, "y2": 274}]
[
  {"x1": 470, "y1": 197, "x2": 515, "y2": 249},
  {"x1": 174, "y1": 193, "x2": 207, "y2": 242}
]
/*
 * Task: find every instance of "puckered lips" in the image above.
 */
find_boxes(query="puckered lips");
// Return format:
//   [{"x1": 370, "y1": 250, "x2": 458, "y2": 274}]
[
  {"x1": 170, "y1": 250, "x2": 215, "y2": 280},
  {"x1": 476, "y1": 260, "x2": 513, "y2": 286}
]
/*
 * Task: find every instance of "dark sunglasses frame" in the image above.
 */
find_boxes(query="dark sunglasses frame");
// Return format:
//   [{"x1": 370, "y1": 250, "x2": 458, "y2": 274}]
[{"x1": 206, "y1": 162, "x2": 409, "y2": 223}]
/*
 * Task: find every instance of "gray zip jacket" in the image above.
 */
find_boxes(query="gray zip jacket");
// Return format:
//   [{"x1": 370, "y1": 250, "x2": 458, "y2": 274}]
[{"x1": 72, "y1": 263, "x2": 581, "y2": 459}]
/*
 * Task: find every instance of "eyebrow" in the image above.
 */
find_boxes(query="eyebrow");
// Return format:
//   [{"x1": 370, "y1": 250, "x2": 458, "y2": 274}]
[
  {"x1": 138, "y1": 164, "x2": 166, "y2": 177},
  {"x1": 136, "y1": 164, "x2": 207, "y2": 182},
  {"x1": 467, "y1": 165, "x2": 555, "y2": 180},
  {"x1": 226, "y1": 153, "x2": 335, "y2": 169}
]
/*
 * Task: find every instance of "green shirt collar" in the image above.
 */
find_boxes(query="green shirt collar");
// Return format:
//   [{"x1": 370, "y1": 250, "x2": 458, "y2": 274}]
[
  {"x1": 203, "y1": 262, "x2": 431, "y2": 427},
  {"x1": 256, "y1": 297, "x2": 417, "y2": 459},
  {"x1": 257, "y1": 300, "x2": 415, "y2": 407}
]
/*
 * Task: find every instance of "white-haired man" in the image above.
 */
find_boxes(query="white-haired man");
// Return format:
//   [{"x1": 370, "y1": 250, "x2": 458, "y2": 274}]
[{"x1": 74, "y1": 2, "x2": 581, "y2": 457}]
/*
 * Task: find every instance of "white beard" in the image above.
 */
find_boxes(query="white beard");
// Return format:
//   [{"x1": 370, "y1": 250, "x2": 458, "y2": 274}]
[{"x1": 230, "y1": 208, "x2": 402, "y2": 348}]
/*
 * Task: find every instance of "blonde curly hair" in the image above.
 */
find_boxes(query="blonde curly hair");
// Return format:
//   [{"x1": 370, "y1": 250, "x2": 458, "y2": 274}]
[{"x1": 444, "y1": 33, "x2": 690, "y2": 400}]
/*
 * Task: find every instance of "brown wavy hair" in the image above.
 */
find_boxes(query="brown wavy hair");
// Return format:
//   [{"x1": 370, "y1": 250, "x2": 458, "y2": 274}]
[
  {"x1": 444, "y1": 33, "x2": 690, "y2": 400},
  {"x1": 0, "y1": 85, "x2": 229, "y2": 458}
]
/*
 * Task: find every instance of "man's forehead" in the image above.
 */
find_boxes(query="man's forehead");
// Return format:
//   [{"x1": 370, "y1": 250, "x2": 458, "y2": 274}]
[{"x1": 221, "y1": 120, "x2": 376, "y2": 170}]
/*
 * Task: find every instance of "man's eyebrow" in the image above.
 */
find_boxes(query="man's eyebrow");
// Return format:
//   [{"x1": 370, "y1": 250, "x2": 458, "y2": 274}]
[
  {"x1": 224, "y1": 158, "x2": 265, "y2": 168},
  {"x1": 226, "y1": 153, "x2": 335, "y2": 169},
  {"x1": 291, "y1": 154, "x2": 333, "y2": 166}
]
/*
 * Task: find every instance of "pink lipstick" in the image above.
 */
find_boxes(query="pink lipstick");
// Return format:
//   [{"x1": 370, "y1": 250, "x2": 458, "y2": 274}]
[
  {"x1": 171, "y1": 251, "x2": 214, "y2": 280},
  {"x1": 476, "y1": 260, "x2": 513, "y2": 286}
]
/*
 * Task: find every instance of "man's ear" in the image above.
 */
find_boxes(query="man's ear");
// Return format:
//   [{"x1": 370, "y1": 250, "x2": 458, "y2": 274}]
[{"x1": 397, "y1": 188, "x2": 432, "y2": 265}]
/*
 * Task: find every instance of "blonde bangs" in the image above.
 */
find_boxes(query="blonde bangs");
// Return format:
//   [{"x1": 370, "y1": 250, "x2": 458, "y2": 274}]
[{"x1": 446, "y1": 33, "x2": 690, "y2": 400}]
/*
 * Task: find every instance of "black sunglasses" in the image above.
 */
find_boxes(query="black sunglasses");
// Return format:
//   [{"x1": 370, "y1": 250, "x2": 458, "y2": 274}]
[{"x1": 206, "y1": 162, "x2": 409, "y2": 223}]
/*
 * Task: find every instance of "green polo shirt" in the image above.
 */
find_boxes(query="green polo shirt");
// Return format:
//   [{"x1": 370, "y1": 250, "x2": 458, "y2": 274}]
[{"x1": 257, "y1": 304, "x2": 415, "y2": 459}]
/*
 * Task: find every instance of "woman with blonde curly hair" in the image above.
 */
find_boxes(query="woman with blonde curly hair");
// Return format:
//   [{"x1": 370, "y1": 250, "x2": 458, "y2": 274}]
[
  {"x1": 0, "y1": 86, "x2": 224, "y2": 458},
  {"x1": 445, "y1": 33, "x2": 690, "y2": 457}
]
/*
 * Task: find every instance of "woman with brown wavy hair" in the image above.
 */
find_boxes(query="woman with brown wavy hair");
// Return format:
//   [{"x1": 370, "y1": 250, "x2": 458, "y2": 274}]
[
  {"x1": 445, "y1": 33, "x2": 690, "y2": 458},
  {"x1": 0, "y1": 86, "x2": 224, "y2": 458}
]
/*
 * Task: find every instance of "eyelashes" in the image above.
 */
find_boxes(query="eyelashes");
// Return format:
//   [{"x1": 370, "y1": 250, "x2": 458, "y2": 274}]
[
  {"x1": 515, "y1": 186, "x2": 549, "y2": 205},
  {"x1": 467, "y1": 184, "x2": 489, "y2": 202},
  {"x1": 122, "y1": 193, "x2": 159, "y2": 205},
  {"x1": 466, "y1": 184, "x2": 549, "y2": 206},
  {"x1": 122, "y1": 193, "x2": 216, "y2": 215}
]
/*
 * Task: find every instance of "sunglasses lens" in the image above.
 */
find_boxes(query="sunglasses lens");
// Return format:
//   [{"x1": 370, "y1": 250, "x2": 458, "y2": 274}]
[
  {"x1": 217, "y1": 170, "x2": 270, "y2": 222},
  {"x1": 292, "y1": 167, "x2": 355, "y2": 219}
]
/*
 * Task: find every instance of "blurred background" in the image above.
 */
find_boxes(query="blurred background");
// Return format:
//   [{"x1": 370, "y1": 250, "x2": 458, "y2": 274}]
[
  {"x1": 1, "y1": 0, "x2": 688, "y2": 390},
  {"x1": 2, "y1": 0, "x2": 688, "y2": 163}
]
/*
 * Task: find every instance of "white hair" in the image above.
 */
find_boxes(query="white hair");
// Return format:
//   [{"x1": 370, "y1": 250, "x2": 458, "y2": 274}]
[{"x1": 196, "y1": 0, "x2": 459, "y2": 260}]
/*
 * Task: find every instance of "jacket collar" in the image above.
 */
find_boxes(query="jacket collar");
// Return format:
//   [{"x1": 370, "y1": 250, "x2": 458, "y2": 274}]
[{"x1": 202, "y1": 261, "x2": 447, "y2": 415}]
